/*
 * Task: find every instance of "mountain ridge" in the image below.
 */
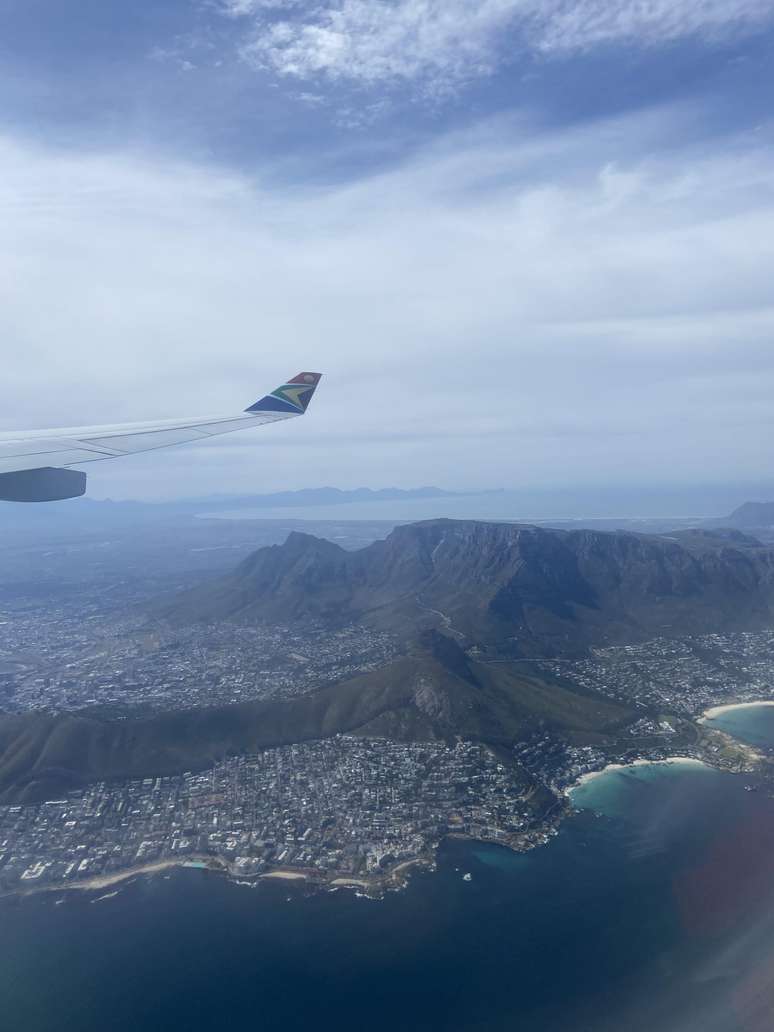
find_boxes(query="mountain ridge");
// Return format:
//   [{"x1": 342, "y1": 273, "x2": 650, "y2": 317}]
[
  {"x1": 722, "y1": 501, "x2": 774, "y2": 529},
  {"x1": 0, "y1": 630, "x2": 633, "y2": 803},
  {"x1": 158, "y1": 519, "x2": 774, "y2": 655}
]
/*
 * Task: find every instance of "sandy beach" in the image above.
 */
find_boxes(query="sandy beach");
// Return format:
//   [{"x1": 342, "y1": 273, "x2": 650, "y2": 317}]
[
  {"x1": 700, "y1": 700, "x2": 774, "y2": 722},
  {"x1": 259, "y1": 870, "x2": 308, "y2": 881},
  {"x1": 569, "y1": 756, "x2": 709, "y2": 793},
  {"x1": 40, "y1": 858, "x2": 190, "y2": 894},
  {"x1": 389, "y1": 858, "x2": 427, "y2": 877}
]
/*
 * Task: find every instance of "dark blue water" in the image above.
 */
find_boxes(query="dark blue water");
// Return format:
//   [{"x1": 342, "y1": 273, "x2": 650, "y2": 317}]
[{"x1": 4, "y1": 762, "x2": 774, "y2": 1032}]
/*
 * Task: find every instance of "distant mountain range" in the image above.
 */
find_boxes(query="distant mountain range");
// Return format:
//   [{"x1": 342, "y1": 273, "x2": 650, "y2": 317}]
[
  {"x1": 191, "y1": 486, "x2": 473, "y2": 509},
  {"x1": 6, "y1": 483, "x2": 774, "y2": 532},
  {"x1": 86, "y1": 485, "x2": 478, "y2": 513},
  {"x1": 0, "y1": 486, "x2": 488, "y2": 529}
]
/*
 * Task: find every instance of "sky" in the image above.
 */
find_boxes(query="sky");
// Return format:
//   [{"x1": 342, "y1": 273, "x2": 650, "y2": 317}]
[{"x1": 2, "y1": 0, "x2": 774, "y2": 502}]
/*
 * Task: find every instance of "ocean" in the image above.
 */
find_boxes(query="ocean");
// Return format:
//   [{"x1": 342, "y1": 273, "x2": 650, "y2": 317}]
[{"x1": 4, "y1": 749, "x2": 774, "y2": 1032}]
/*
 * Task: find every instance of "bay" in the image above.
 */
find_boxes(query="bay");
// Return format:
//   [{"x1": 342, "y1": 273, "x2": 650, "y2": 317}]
[{"x1": 701, "y1": 702, "x2": 774, "y2": 750}]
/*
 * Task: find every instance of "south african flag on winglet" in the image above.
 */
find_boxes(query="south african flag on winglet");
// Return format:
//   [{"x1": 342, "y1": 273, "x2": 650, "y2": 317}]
[{"x1": 245, "y1": 372, "x2": 322, "y2": 415}]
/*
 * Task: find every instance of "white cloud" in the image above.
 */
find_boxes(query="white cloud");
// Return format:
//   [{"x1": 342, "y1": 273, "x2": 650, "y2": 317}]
[
  {"x1": 2, "y1": 106, "x2": 774, "y2": 498},
  {"x1": 536, "y1": 0, "x2": 774, "y2": 52},
  {"x1": 238, "y1": 0, "x2": 502, "y2": 93},
  {"x1": 241, "y1": 0, "x2": 520, "y2": 93},
  {"x1": 235, "y1": 0, "x2": 774, "y2": 93},
  {"x1": 218, "y1": 0, "x2": 301, "y2": 17}
]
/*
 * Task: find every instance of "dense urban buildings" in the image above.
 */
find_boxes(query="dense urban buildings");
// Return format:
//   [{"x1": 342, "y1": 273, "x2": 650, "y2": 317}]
[
  {"x1": 0, "y1": 600, "x2": 397, "y2": 715},
  {"x1": 0, "y1": 738, "x2": 534, "y2": 893},
  {"x1": 2, "y1": 605, "x2": 772, "y2": 894}
]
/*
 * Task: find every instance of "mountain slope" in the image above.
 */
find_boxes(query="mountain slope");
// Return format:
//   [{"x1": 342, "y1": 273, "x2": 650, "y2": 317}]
[
  {"x1": 0, "y1": 632, "x2": 633, "y2": 803},
  {"x1": 159, "y1": 520, "x2": 774, "y2": 655},
  {"x1": 723, "y1": 502, "x2": 774, "y2": 529}
]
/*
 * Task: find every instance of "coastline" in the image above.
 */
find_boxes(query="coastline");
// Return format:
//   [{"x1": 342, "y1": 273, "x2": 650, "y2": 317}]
[
  {"x1": 259, "y1": 869, "x2": 309, "y2": 882},
  {"x1": 7, "y1": 713, "x2": 774, "y2": 904},
  {"x1": 4, "y1": 853, "x2": 434, "y2": 903},
  {"x1": 567, "y1": 756, "x2": 710, "y2": 794},
  {"x1": 11, "y1": 857, "x2": 223, "y2": 898},
  {"x1": 0, "y1": 756, "x2": 727, "y2": 903},
  {"x1": 700, "y1": 700, "x2": 774, "y2": 722}
]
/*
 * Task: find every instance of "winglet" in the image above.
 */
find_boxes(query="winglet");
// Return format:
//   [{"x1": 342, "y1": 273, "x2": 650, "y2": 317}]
[{"x1": 245, "y1": 372, "x2": 322, "y2": 415}]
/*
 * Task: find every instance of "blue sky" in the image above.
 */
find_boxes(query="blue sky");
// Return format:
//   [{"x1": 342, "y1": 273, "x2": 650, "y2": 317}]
[
  {"x1": 2, "y1": 0, "x2": 774, "y2": 501},
  {"x1": 4, "y1": 0, "x2": 772, "y2": 173}
]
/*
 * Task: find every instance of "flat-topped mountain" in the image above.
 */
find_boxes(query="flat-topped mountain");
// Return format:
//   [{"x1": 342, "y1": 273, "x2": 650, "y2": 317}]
[{"x1": 158, "y1": 519, "x2": 774, "y2": 655}]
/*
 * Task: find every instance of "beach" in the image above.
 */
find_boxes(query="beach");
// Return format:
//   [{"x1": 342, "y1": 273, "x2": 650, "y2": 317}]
[
  {"x1": 568, "y1": 756, "x2": 709, "y2": 793},
  {"x1": 40, "y1": 858, "x2": 193, "y2": 894},
  {"x1": 259, "y1": 870, "x2": 308, "y2": 881},
  {"x1": 700, "y1": 700, "x2": 774, "y2": 722}
]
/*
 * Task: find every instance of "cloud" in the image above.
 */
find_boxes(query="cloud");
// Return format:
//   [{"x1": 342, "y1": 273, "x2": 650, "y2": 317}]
[
  {"x1": 218, "y1": 0, "x2": 301, "y2": 16},
  {"x1": 536, "y1": 0, "x2": 774, "y2": 52},
  {"x1": 235, "y1": 0, "x2": 774, "y2": 94},
  {"x1": 240, "y1": 0, "x2": 520, "y2": 94},
  {"x1": 2, "y1": 105, "x2": 774, "y2": 498}
]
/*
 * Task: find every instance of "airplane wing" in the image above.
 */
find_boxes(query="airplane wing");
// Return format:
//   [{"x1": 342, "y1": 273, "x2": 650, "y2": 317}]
[{"x1": 0, "y1": 371, "x2": 322, "y2": 502}]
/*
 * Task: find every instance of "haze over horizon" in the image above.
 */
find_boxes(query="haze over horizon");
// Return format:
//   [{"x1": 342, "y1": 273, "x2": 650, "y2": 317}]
[
  {"x1": 3, "y1": 0, "x2": 774, "y2": 500},
  {"x1": 6, "y1": 481, "x2": 774, "y2": 524}
]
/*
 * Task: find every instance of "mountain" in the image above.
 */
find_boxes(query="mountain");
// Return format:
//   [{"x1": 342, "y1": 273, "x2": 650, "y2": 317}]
[
  {"x1": 722, "y1": 501, "x2": 774, "y2": 529},
  {"x1": 0, "y1": 487, "x2": 474, "y2": 532},
  {"x1": 190, "y1": 486, "x2": 466, "y2": 509},
  {"x1": 158, "y1": 519, "x2": 774, "y2": 655},
  {"x1": 7, "y1": 518, "x2": 774, "y2": 803},
  {"x1": 0, "y1": 631, "x2": 632, "y2": 803}
]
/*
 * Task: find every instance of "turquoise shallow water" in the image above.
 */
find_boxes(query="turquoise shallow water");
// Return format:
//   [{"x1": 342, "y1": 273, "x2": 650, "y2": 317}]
[
  {"x1": 569, "y1": 760, "x2": 720, "y2": 818},
  {"x1": 702, "y1": 703, "x2": 774, "y2": 749},
  {"x1": 4, "y1": 760, "x2": 774, "y2": 1032}
]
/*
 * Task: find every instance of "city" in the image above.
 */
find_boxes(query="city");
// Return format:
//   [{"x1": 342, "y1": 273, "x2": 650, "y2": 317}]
[
  {"x1": 0, "y1": 737, "x2": 536, "y2": 896},
  {"x1": 0, "y1": 597, "x2": 397, "y2": 715},
  {"x1": 4, "y1": 583, "x2": 774, "y2": 898},
  {"x1": 542, "y1": 630, "x2": 774, "y2": 717}
]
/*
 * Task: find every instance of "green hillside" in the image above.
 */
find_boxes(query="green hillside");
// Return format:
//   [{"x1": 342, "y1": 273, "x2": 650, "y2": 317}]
[{"x1": 0, "y1": 632, "x2": 634, "y2": 803}]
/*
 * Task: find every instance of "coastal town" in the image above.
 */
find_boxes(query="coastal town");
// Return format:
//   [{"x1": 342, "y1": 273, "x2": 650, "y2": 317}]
[
  {"x1": 0, "y1": 737, "x2": 538, "y2": 896},
  {"x1": 1, "y1": 707, "x2": 765, "y2": 899},
  {"x1": 541, "y1": 630, "x2": 774, "y2": 717}
]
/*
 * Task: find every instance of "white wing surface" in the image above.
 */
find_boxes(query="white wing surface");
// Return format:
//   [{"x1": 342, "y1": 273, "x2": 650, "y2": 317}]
[{"x1": 0, "y1": 372, "x2": 322, "y2": 501}]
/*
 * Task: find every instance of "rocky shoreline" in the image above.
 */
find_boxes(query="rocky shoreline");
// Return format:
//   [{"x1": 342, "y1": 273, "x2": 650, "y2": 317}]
[{"x1": 5, "y1": 701, "x2": 774, "y2": 905}]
